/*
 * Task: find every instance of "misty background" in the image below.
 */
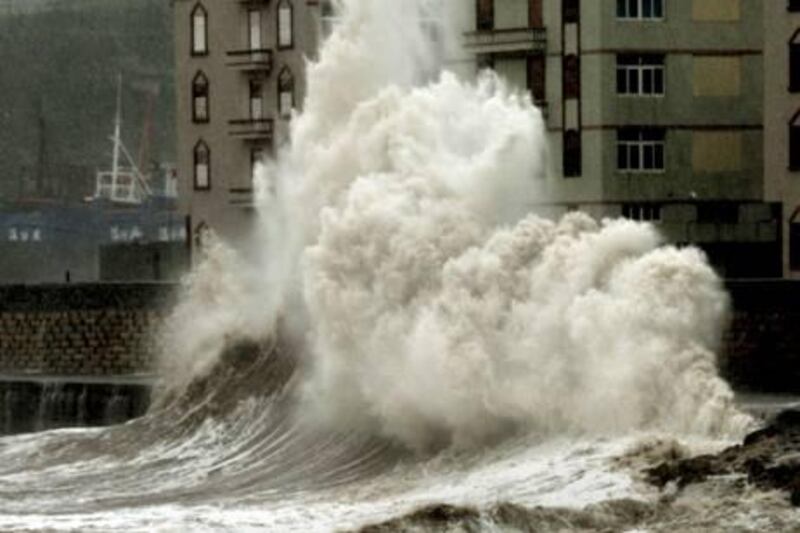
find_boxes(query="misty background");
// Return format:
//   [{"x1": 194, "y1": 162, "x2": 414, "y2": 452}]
[{"x1": 0, "y1": 0, "x2": 174, "y2": 203}]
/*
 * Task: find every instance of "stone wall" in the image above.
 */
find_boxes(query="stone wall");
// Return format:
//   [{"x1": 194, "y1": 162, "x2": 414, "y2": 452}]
[
  {"x1": 0, "y1": 283, "x2": 175, "y2": 376},
  {"x1": 722, "y1": 280, "x2": 800, "y2": 393}
]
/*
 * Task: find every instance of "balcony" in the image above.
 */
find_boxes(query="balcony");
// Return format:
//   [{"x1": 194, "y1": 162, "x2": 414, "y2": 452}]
[
  {"x1": 228, "y1": 118, "x2": 274, "y2": 141},
  {"x1": 226, "y1": 49, "x2": 273, "y2": 73},
  {"x1": 463, "y1": 27, "x2": 546, "y2": 55}
]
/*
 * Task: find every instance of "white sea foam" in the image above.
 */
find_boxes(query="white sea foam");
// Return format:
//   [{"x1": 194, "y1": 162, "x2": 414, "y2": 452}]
[{"x1": 158, "y1": 0, "x2": 752, "y2": 450}]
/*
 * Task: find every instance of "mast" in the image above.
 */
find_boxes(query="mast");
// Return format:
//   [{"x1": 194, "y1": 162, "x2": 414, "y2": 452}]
[{"x1": 111, "y1": 74, "x2": 122, "y2": 195}]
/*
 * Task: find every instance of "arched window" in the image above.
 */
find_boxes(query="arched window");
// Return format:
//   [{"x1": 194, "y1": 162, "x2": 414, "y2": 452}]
[
  {"x1": 277, "y1": 0, "x2": 294, "y2": 49},
  {"x1": 278, "y1": 66, "x2": 295, "y2": 119},
  {"x1": 790, "y1": 110, "x2": 800, "y2": 171},
  {"x1": 192, "y1": 71, "x2": 209, "y2": 122},
  {"x1": 791, "y1": 29, "x2": 800, "y2": 92},
  {"x1": 191, "y1": 3, "x2": 208, "y2": 55},
  {"x1": 194, "y1": 140, "x2": 210, "y2": 190}
]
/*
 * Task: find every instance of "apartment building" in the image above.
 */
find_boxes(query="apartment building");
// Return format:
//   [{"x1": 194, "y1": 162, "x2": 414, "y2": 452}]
[
  {"x1": 764, "y1": 1, "x2": 800, "y2": 279},
  {"x1": 460, "y1": 0, "x2": 788, "y2": 277},
  {"x1": 173, "y1": 0, "x2": 331, "y2": 250},
  {"x1": 172, "y1": 0, "x2": 794, "y2": 277}
]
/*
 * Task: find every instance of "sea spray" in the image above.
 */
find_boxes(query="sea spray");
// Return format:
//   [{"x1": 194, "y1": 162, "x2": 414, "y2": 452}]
[{"x1": 159, "y1": 0, "x2": 752, "y2": 449}]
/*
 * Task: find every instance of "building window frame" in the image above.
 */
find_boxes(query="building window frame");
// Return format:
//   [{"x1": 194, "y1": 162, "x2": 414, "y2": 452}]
[
  {"x1": 616, "y1": 0, "x2": 664, "y2": 20},
  {"x1": 616, "y1": 54, "x2": 665, "y2": 96},
  {"x1": 790, "y1": 110, "x2": 800, "y2": 171},
  {"x1": 190, "y1": 3, "x2": 208, "y2": 56},
  {"x1": 791, "y1": 29, "x2": 800, "y2": 93},
  {"x1": 277, "y1": 0, "x2": 294, "y2": 50},
  {"x1": 193, "y1": 140, "x2": 211, "y2": 191},
  {"x1": 278, "y1": 66, "x2": 295, "y2": 119},
  {"x1": 191, "y1": 71, "x2": 209, "y2": 123},
  {"x1": 617, "y1": 127, "x2": 666, "y2": 173},
  {"x1": 622, "y1": 203, "x2": 662, "y2": 222},
  {"x1": 251, "y1": 146, "x2": 265, "y2": 185}
]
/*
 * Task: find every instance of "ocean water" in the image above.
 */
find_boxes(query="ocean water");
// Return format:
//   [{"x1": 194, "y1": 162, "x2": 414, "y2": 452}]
[{"x1": 1, "y1": 1, "x2": 794, "y2": 530}]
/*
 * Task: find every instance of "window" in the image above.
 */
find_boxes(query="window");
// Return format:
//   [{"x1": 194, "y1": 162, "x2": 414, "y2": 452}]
[
  {"x1": 477, "y1": 0, "x2": 494, "y2": 30},
  {"x1": 250, "y1": 79, "x2": 263, "y2": 120},
  {"x1": 278, "y1": 0, "x2": 294, "y2": 49},
  {"x1": 563, "y1": 54, "x2": 580, "y2": 99},
  {"x1": 194, "y1": 140, "x2": 210, "y2": 190},
  {"x1": 617, "y1": 0, "x2": 663, "y2": 20},
  {"x1": 278, "y1": 66, "x2": 295, "y2": 119},
  {"x1": 791, "y1": 30, "x2": 800, "y2": 93},
  {"x1": 249, "y1": 9, "x2": 262, "y2": 50},
  {"x1": 32, "y1": 228, "x2": 41, "y2": 241},
  {"x1": 623, "y1": 204, "x2": 662, "y2": 222},
  {"x1": 8, "y1": 228, "x2": 17, "y2": 241},
  {"x1": 563, "y1": 0, "x2": 579, "y2": 23},
  {"x1": 791, "y1": 110, "x2": 800, "y2": 171},
  {"x1": 617, "y1": 127, "x2": 665, "y2": 172},
  {"x1": 192, "y1": 71, "x2": 209, "y2": 123},
  {"x1": 321, "y1": 1, "x2": 338, "y2": 37},
  {"x1": 790, "y1": 0, "x2": 800, "y2": 12},
  {"x1": 159, "y1": 227, "x2": 169, "y2": 242},
  {"x1": 563, "y1": 129, "x2": 582, "y2": 177},
  {"x1": 251, "y1": 147, "x2": 265, "y2": 184},
  {"x1": 617, "y1": 54, "x2": 664, "y2": 96},
  {"x1": 791, "y1": 215, "x2": 800, "y2": 271},
  {"x1": 530, "y1": 0, "x2": 543, "y2": 26},
  {"x1": 191, "y1": 3, "x2": 208, "y2": 55},
  {"x1": 527, "y1": 55, "x2": 546, "y2": 105}
]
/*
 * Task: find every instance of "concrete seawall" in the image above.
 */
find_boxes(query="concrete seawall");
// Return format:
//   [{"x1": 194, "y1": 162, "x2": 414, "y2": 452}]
[
  {"x1": 0, "y1": 283, "x2": 176, "y2": 434},
  {"x1": 0, "y1": 280, "x2": 798, "y2": 433}
]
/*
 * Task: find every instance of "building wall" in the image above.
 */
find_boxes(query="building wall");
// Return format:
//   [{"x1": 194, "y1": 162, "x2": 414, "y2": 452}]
[
  {"x1": 764, "y1": 2, "x2": 800, "y2": 279},
  {"x1": 173, "y1": 0, "x2": 324, "y2": 250}
]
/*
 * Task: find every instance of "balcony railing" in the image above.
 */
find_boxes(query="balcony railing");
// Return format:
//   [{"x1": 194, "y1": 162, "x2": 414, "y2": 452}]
[
  {"x1": 226, "y1": 49, "x2": 273, "y2": 73},
  {"x1": 463, "y1": 27, "x2": 546, "y2": 54},
  {"x1": 228, "y1": 118, "x2": 274, "y2": 141}
]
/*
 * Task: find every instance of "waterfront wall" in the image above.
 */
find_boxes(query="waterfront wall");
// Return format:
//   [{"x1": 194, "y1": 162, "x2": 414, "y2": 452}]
[
  {"x1": 0, "y1": 283, "x2": 175, "y2": 376},
  {"x1": 0, "y1": 280, "x2": 797, "y2": 392}
]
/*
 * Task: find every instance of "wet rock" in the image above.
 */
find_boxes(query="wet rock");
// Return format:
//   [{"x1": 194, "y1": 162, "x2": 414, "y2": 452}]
[{"x1": 646, "y1": 409, "x2": 800, "y2": 505}]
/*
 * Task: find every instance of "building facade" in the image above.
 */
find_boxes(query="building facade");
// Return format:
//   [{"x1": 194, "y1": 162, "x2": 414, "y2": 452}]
[
  {"x1": 172, "y1": 0, "x2": 796, "y2": 278},
  {"x1": 764, "y1": 0, "x2": 800, "y2": 279},
  {"x1": 173, "y1": 0, "x2": 331, "y2": 250},
  {"x1": 457, "y1": 0, "x2": 787, "y2": 278}
]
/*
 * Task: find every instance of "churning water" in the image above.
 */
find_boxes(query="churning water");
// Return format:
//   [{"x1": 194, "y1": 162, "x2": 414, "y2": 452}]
[{"x1": 0, "y1": 1, "x2": 796, "y2": 530}]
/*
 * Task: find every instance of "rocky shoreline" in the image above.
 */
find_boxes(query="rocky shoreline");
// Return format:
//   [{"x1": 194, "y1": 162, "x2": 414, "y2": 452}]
[{"x1": 646, "y1": 409, "x2": 800, "y2": 506}]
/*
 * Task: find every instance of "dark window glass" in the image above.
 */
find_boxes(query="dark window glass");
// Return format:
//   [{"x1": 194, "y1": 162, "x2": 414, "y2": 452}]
[
  {"x1": 789, "y1": 0, "x2": 800, "y2": 12},
  {"x1": 790, "y1": 112, "x2": 800, "y2": 171},
  {"x1": 527, "y1": 55, "x2": 546, "y2": 103},
  {"x1": 791, "y1": 221, "x2": 800, "y2": 271},
  {"x1": 477, "y1": 0, "x2": 494, "y2": 30},
  {"x1": 530, "y1": 0, "x2": 543, "y2": 26},
  {"x1": 617, "y1": 144, "x2": 628, "y2": 170},
  {"x1": 791, "y1": 33, "x2": 800, "y2": 92},
  {"x1": 563, "y1": 55, "x2": 580, "y2": 99},
  {"x1": 564, "y1": 129, "x2": 582, "y2": 177},
  {"x1": 563, "y1": 0, "x2": 579, "y2": 23}
]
